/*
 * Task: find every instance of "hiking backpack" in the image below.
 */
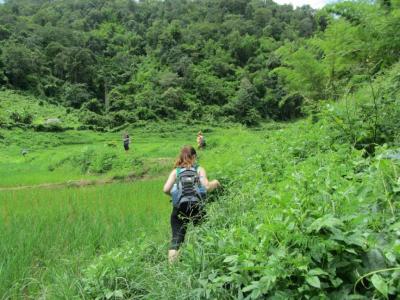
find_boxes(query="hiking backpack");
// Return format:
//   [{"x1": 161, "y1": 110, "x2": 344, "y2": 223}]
[{"x1": 173, "y1": 167, "x2": 205, "y2": 208}]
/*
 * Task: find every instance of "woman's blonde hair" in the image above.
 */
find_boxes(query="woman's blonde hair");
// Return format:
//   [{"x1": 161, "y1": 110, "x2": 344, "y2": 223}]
[{"x1": 174, "y1": 145, "x2": 197, "y2": 168}]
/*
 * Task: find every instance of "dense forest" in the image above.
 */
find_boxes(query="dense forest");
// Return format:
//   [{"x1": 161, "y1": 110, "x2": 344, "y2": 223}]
[
  {"x1": 1, "y1": 0, "x2": 399, "y2": 128},
  {"x1": 0, "y1": 0, "x2": 320, "y2": 127}
]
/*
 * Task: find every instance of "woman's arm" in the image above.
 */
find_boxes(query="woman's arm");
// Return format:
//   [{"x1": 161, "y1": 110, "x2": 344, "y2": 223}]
[
  {"x1": 198, "y1": 167, "x2": 220, "y2": 192},
  {"x1": 198, "y1": 167, "x2": 209, "y2": 186},
  {"x1": 163, "y1": 170, "x2": 176, "y2": 194}
]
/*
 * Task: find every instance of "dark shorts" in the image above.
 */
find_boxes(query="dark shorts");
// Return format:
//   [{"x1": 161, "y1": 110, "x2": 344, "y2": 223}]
[
  {"x1": 170, "y1": 202, "x2": 205, "y2": 250},
  {"x1": 124, "y1": 143, "x2": 129, "y2": 150}
]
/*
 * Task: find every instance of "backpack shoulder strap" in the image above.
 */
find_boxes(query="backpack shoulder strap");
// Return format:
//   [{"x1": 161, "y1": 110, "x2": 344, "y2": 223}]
[
  {"x1": 194, "y1": 165, "x2": 201, "y2": 174},
  {"x1": 176, "y1": 167, "x2": 191, "y2": 178},
  {"x1": 176, "y1": 166, "x2": 199, "y2": 178}
]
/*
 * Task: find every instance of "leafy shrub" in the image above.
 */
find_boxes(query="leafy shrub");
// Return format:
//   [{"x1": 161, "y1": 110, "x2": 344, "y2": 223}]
[
  {"x1": 90, "y1": 152, "x2": 117, "y2": 173},
  {"x1": 81, "y1": 241, "x2": 165, "y2": 300},
  {"x1": 108, "y1": 111, "x2": 137, "y2": 127},
  {"x1": 67, "y1": 148, "x2": 121, "y2": 174},
  {"x1": 81, "y1": 98, "x2": 103, "y2": 114},
  {"x1": 135, "y1": 107, "x2": 158, "y2": 121},
  {"x1": 80, "y1": 110, "x2": 108, "y2": 128},
  {"x1": 34, "y1": 123, "x2": 65, "y2": 132},
  {"x1": 0, "y1": 115, "x2": 6, "y2": 126},
  {"x1": 77, "y1": 125, "x2": 95, "y2": 131},
  {"x1": 9, "y1": 111, "x2": 33, "y2": 124},
  {"x1": 322, "y1": 63, "x2": 400, "y2": 154},
  {"x1": 70, "y1": 148, "x2": 96, "y2": 173},
  {"x1": 61, "y1": 82, "x2": 91, "y2": 109}
]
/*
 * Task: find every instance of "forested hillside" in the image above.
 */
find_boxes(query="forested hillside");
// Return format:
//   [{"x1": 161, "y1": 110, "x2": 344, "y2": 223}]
[
  {"x1": 1, "y1": 1, "x2": 399, "y2": 129},
  {"x1": 1, "y1": 0, "x2": 318, "y2": 127}
]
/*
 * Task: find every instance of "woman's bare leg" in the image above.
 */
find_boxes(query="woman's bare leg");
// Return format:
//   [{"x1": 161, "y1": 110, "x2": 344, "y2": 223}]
[{"x1": 168, "y1": 249, "x2": 179, "y2": 264}]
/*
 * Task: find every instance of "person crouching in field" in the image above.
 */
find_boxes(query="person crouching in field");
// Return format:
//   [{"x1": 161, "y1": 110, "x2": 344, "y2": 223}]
[{"x1": 163, "y1": 145, "x2": 220, "y2": 263}]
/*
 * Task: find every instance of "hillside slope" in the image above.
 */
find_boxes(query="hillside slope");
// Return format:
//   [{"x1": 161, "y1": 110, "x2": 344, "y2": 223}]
[
  {"x1": 0, "y1": 90, "x2": 80, "y2": 128},
  {"x1": 81, "y1": 64, "x2": 400, "y2": 299}
]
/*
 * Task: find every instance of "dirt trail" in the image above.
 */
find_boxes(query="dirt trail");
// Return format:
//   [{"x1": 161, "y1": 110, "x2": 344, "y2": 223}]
[{"x1": 0, "y1": 173, "x2": 164, "y2": 192}]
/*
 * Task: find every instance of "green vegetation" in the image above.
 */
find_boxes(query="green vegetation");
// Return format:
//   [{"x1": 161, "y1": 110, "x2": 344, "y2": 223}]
[
  {"x1": 0, "y1": 125, "x2": 262, "y2": 298},
  {"x1": 1, "y1": 0, "x2": 400, "y2": 299},
  {"x1": 79, "y1": 109, "x2": 400, "y2": 299},
  {"x1": 0, "y1": 0, "x2": 317, "y2": 127},
  {"x1": 0, "y1": 179, "x2": 170, "y2": 298},
  {"x1": 0, "y1": 122, "x2": 221, "y2": 187},
  {"x1": 0, "y1": 90, "x2": 81, "y2": 129},
  {"x1": 1, "y1": 0, "x2": 398, "y2": 128}
]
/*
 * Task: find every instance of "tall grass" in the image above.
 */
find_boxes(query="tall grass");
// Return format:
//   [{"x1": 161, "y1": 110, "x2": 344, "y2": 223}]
[{"x1": 0, "y1": 179, "x2": 170, "y2": 298}]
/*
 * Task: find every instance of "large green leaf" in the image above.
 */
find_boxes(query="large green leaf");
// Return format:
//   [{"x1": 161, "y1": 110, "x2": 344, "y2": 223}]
[
  {"x1": 308, "y1": 214, "x2": 344, "y2": 233},
  {"x1": 306, "y1": 276, "x2": 321, "y2": 288},
  {"x1": 371, "y1": 274, "x2": 388, "y2": 298}
]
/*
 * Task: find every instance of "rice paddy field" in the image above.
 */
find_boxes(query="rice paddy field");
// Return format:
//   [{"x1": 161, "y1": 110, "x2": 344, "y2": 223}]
[
  {"x1": 0, "y1": 180, "x2": 169, "y2": 298},
  {"x1": 1, "y1": 118, "x2": 400, "y2": 299},
  {"x1": 0, "y1": 123, "x2": 260, "y2": 298},
  {"x1": 0, "y1": 126, "x2": 191, "y2": 188}
]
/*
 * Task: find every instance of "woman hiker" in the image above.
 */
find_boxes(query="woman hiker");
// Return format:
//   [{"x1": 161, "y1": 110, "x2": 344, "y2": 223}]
[{"x1": 163, "y1": 145, "x2": 220, "y2": 263}]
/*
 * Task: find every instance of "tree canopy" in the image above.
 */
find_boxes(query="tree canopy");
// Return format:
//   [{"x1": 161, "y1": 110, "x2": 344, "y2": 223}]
[{"x1": 0, "y1": 0, "x2": 399, "y2": 127}]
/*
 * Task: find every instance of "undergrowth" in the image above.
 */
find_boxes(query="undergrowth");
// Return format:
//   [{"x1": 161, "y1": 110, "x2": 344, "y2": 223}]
[
  {"x1": 2, "y1": 64, "x2": 399, "y2": 299},
  {"x1": 81, "y1": 119, "x2": 400, "y2": 299},
  {"x1": 81, "y1": 65, "x2": 400, "y2": 299}
]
